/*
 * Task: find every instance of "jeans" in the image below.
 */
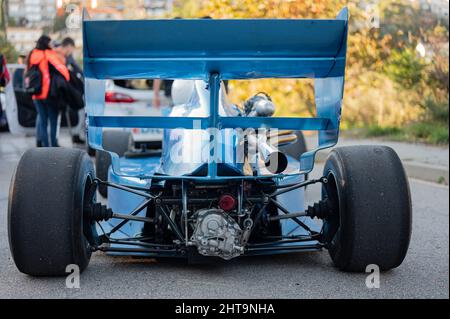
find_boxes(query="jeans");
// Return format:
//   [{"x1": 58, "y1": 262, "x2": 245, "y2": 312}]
[{"x1": 34, "y1": 99, "x2": 59, "y2": 147}]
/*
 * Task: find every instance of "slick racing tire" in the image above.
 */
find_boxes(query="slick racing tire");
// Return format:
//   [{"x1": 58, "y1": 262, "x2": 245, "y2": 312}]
[
  {"x1": 8, "y1": 148, "x2": 96, "y2": 276},
  {"x1": 322, "y1": 145, "x2": 412, "y2": 272},
  {"x1": 95, "y1": 130, "x2": 132, "y2": 198}
]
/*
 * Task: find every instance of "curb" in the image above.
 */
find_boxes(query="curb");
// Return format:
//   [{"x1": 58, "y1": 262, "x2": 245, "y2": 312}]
[
  {"x1": 402, "y1": 161, "x2": 449, "y2": 185},
  {"x1": 314, "y1": 150, "x2": 449, "y2": 185}
]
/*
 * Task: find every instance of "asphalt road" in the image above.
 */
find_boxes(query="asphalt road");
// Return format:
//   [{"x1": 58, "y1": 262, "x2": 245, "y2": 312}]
[{"x1": 0, "y1": 132, "x2": 448, "y2": 299}]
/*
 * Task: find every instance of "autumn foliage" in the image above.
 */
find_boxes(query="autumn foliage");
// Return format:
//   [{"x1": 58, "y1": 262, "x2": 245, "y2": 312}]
[{"x1": 173, "y1": 0, "x2": 449, "y2": 142}]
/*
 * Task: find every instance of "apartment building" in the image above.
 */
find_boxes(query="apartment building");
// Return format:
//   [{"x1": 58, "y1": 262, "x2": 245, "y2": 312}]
[{"x1": 8, "y1": 0, "x2": 57, "y2": 27}]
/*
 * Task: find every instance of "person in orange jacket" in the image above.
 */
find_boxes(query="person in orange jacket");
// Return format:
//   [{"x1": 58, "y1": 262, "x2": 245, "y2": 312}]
[{"x1": 28, "y1": 35, "x2": 70, "y2": 147}]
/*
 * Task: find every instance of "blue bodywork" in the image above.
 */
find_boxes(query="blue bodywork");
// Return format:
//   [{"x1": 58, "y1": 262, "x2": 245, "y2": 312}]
[{"x1": 82, "y1": 8, "x2": 348, "y2": 257}]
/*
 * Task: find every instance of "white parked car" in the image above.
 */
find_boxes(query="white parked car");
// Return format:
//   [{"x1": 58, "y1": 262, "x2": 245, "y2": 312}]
[
  {"x1": 5, "y1": 68, "x2": 170, "y2": 148},
  {"x1": 95, "y1": 80, "x2": 171, "y2": 197},
  {"x1": 103, "y1": 79, "x2": 171, "y2": 149}
]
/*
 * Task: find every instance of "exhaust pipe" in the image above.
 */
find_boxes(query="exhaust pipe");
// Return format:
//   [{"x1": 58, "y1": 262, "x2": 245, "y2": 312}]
[
  {"x1": 264, "y1": 150, "x2": 288, "y2": 174},
  {"x1": 247, "y1": 134, "x2": 288, "y2": 174}
]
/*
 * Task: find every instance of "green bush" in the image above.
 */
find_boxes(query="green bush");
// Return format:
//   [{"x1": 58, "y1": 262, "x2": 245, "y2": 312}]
[
  {"x1": 429, "y1": 127, "x2": 449, "y2": 144},
  {"x1": 384, "y1": 48, "x2": 426, "y2": 89},
  {"x1": 421, "y1": 96, "x2": 449, "y2": 124},
  {"x1": 366, "y1": 126, "x2": 403, "y2": 137},
  {"x1": 365, "y1": 122, "x2": 449, "y2": 144},
  {"x1": 406, "y1": 123, "x2": 449, "y2": 144}
]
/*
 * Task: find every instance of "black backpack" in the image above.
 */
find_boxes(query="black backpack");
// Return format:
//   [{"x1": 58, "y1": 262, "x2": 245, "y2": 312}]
[
  {"x1": 48, "y1": 66, "x2": 84, "y2": 111},
  {"x1": 48, "y1": 63, "x2": 68, "y2": 111},
  {"x1": 24, "y1": 64, "x2": 43, "y2": 94}
]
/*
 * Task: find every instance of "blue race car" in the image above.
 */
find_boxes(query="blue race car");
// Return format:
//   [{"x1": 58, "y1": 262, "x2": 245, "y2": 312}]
[{"x1": 8, "y1": 8, "x2": 411, "y2": 276}]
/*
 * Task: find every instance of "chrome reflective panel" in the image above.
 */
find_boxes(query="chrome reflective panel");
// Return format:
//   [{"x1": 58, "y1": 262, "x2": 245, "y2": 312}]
[{"x1": 160, "y1": 80, "x2": 242, "y2": 176}]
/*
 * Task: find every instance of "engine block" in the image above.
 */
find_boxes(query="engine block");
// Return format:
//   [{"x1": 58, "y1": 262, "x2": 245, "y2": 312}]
[{"x1": 191, "y1": 209, "x2": 244, "y2": 260}]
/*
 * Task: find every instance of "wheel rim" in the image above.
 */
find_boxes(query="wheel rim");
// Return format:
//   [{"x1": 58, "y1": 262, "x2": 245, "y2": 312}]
[
  {"x1": 82, "y1": 175, "x2": 98, "y2": 248},
  {"x1": 321, "y1": 171, "x2": 340, "y2": 246}
]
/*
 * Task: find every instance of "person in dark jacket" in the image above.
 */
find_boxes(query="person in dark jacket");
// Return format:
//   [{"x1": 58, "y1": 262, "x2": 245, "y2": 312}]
[
  {"x1": 54, "y1": 37, "x2": 85, "y2": 143},
  {"x1": 55, "y1": 37, "x2": 83, "y2": 75},
  {"x1": 28, "y1": 35, "x2": 70, "y2": 147}
]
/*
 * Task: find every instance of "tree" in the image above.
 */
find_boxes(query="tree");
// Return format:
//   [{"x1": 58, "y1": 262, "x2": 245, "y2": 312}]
[
  {"x1": 172, "y1": 0, "x2": 448, "y2": 131},
  {"x1": 53, "y1": 12, "x2": 69, "y2": 33},
  {"x1": 1, "y1": 0, "x2": 18, "y2": 62},
  {"x1": 384, "y1": 48, "x2": 426, "y2": 89},
  {"x1": 0, "y1": 37, "x2": 18, "y2": 62},
  {"x1": 0, "y1": 0, "x2": 7, "y2": 38}
]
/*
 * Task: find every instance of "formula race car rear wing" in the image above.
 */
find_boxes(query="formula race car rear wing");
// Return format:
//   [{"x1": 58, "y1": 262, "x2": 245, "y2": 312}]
[{"x1": 83, "y1": 8, "x2": 349, "y2": 178}]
